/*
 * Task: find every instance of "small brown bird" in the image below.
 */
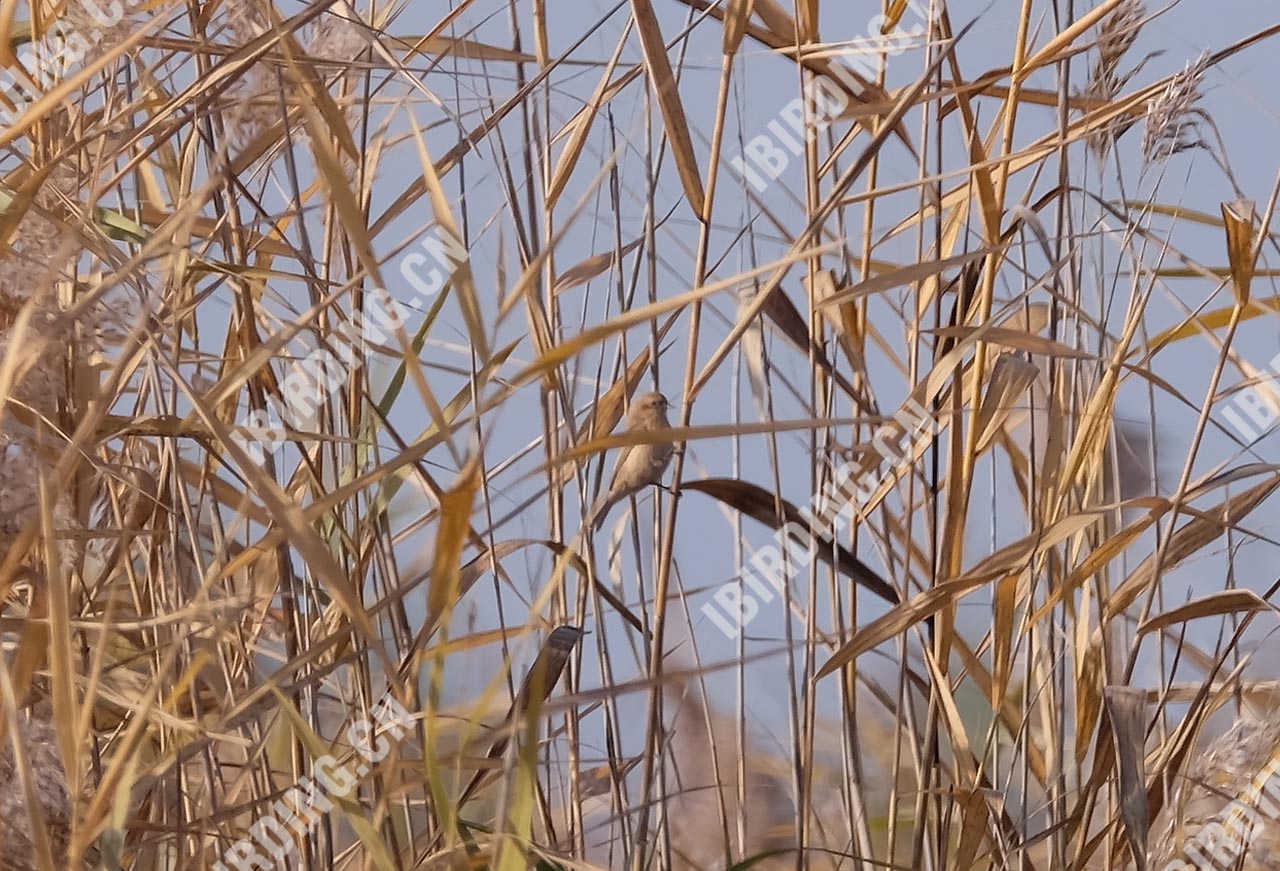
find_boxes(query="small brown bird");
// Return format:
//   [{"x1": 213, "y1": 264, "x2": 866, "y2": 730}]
[{"x1": 589, "y1": 391, "x2": 674, "y2": 531}]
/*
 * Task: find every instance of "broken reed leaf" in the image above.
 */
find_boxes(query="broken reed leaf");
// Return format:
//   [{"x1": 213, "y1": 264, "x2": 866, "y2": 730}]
[
  {"x1": 955, "y1": 509, "x2": 1109, "y2": 588},
  {"x1": 1029, "y1": 464, "x2": 1265, "y2": 638},
  {"x1": 385, "y1": 32, "x2": 547, "y2": 63},
  {"x1": 424, "y1": 539, "x2": 545, "y2": 642},
  {"x1": 819, "y1": 245, "x2": 1010, "y2": 307},
  {"x1": 1114, "y1": 419, "x2": 1158, "y2": 504},
  {"x1": 1075, "y1": 641, "x2": 1105, "y2": 763},
  {"x1": 515, "y1": 625, "x2": 583, "y2": 713},
  {"x1": 992, "y1": 572, "x2": 1018, "y2": 709},
  {"x1": 629, "y1": 0, "x2": 705, "y2": 215},
  {"x1": 1105, "y1": 474, "x2": 1280, "y2": 620},
  {"x1": 788, "y1": 275, "x2": 880, "y2": 407},
  {"x1": 543, "y1": 25, "x2": 648, "y2": 207},
  {"x1": 415, "y1": 140, "x2": 494, "y2": 370},
  {"x1": 952, "y1": 787, "x2": 995, "y2": 871},
  {"x1": 925, "y1": 326, "x2": 1096, "y2": 359},
  {"x1": 746, "y1": 277, "x2": 868, "y2": 409},
  {"x1": 739, "y1": 287, "x2": 770, "y2": 411},
  {"x1": 552, "y1": 237, "x2": 644, "y2": 295},
  {"x1": 94, "y1": 465, "x2": 161, "y2": 587},
  {"x1": 1137, "y1": 589, "x2": 1268, "y2": 637},
  {"x1": 426, "y1": 456, "x2": 484, "y2": 633},
  {"x1": 454, "y1": 625, "x2": 584, "y2": 810},
  {"x1": 815, "y1": 508, "x2": 1109, "y2": 679},
  {"x1": 757, "y1": 282, "x2": 811, "y2": 356},
  {"x1": 1187, "y1": 462, "x2": 1280, "y2": 498},
  {"x1": 516, "y1": 245, "x2": 841, "y2": 386},
  {"x1": 1221, "y1": 198, "x2": 1259, "y2": 306},
  {"x1": 807, "y1": 270, "x2": 877, "y2": 409},
  {"x1": 813, "y1": 577, "x2": 982, "y2": 680},
  {"x1": 995, "y1": 301, "x2": 1054, "y2": 337},
  {"x1": 915, "y1": 651, "x2": 1009, "y2": 871},
  {"x1": 681, "y1": 478, "x2": 900, "y2": 607},
  {"x1": 1104, "y1": 686, "x2": 1150, "y2": 871},
  {"x1": 726, "y1": 0, "x2": 915, "y2": 152},
  {"x1": 806, "y1": 269, "x2": 861, "y2": 356},
  {"x1": 974, "y1": 353, "x2": 1040, "y2": 456}
]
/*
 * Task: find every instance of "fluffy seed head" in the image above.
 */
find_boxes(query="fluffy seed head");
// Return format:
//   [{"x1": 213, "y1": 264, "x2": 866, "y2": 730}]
[
  {"x1": 1083, "y1": 0, "x2": 1147, "y2": 158},
  {"x1": 1143, "y1": 53, "x2": 1211, "y2": 165}
]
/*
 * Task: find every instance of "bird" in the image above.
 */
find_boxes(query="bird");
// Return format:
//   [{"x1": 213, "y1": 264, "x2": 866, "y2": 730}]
[{"x1": 588, "y1": 391, "x2": 674, "y2": 531}]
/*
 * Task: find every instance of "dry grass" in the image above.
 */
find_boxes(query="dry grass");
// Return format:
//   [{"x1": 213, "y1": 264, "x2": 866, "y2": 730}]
[{"x1": 0, "y1": 0, "x2": 1278, "y2": 869}]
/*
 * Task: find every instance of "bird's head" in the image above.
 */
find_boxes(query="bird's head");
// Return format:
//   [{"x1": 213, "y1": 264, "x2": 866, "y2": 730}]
[{"x1": 628, "y1": 391, "x2": 670, "y2": 425}]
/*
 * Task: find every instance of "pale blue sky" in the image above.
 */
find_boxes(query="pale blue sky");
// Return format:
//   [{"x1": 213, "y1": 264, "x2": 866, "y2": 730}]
[{"x1": 244, "y1": 0, "x2": 1280, "y2": 757}]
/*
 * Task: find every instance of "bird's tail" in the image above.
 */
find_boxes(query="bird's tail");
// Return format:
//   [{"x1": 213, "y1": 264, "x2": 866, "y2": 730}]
[{"x1": 587, "y1": 492, "x2": 617, "y2": 532}]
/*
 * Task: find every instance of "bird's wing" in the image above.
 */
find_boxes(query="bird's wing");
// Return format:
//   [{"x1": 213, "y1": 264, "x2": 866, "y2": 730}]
[
  {"x1": 586, "y1": 447, "x2": 629, "y2": 531},
  {"x1": 606, "y1": 444, "x2": 633, "y2": 492}
]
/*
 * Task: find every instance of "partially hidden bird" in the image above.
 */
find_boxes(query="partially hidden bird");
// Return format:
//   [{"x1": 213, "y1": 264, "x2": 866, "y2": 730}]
[{"x1": 589, "y1": 391, "x2": 674, "y2": 531}]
